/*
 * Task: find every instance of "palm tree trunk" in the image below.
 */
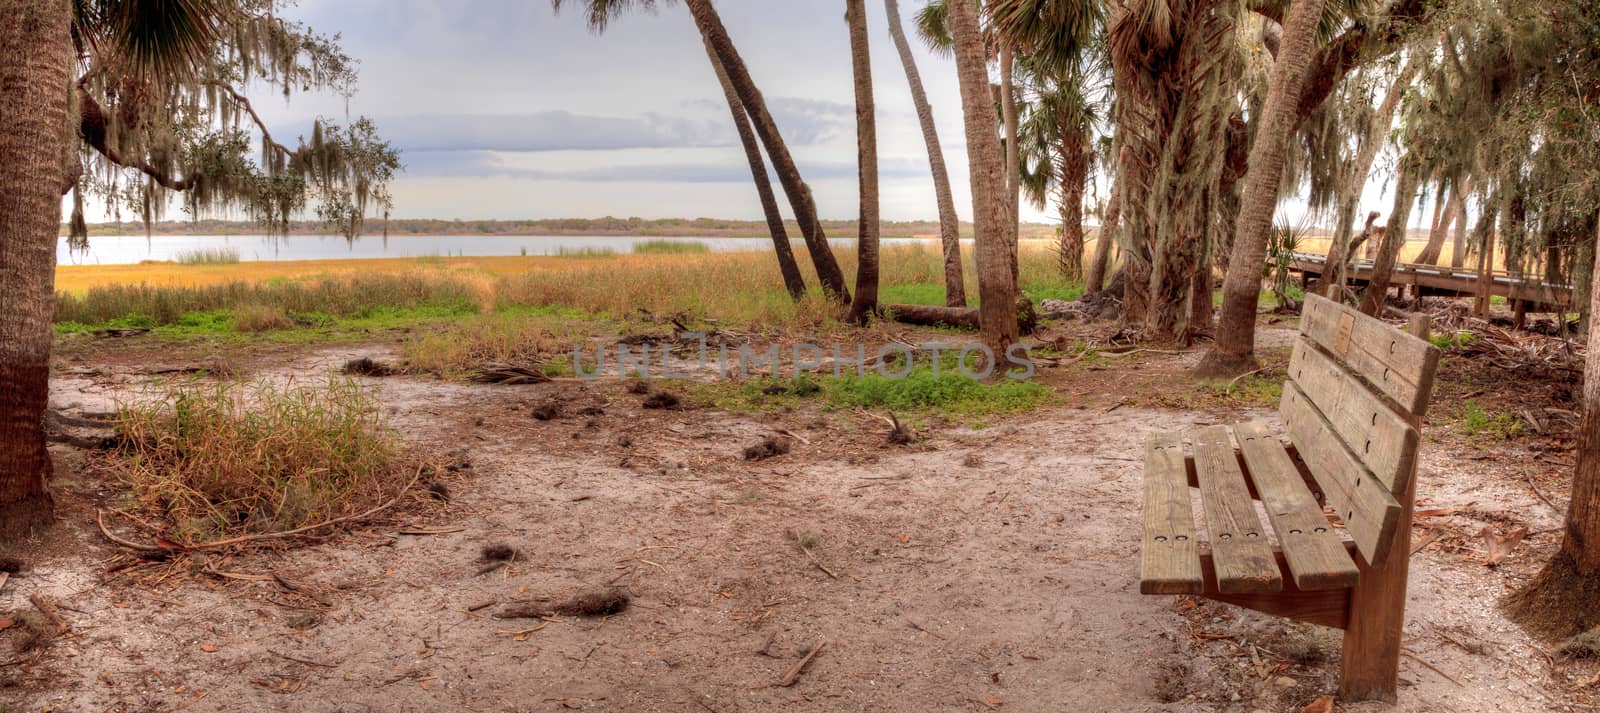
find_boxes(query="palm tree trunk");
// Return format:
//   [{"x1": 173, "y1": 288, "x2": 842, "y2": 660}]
[
  {"x1": 683, "y1": 0, "x2": 850, "y2": 303},
  {"x1": 1056, "y1": 115, "x2": 1088, "y2": 281},
  {"x1": 884, "y1": 0, "x2": 965, "y2": 307},
  {"x1": 701, "y1": 36, "x2": 806, "y2": 299},
  {"x1": 1000, "y1": 43, "x2": 1021, "y2": 283},
  {"x1": 846, "y1": 0, "x2": 880, "y2": 323},
  {"x1": 947, "y1": 0, "x2": 1019, "y2": 354},
  {"x1": 1359, "y1": 158, "x2": 1421, "y2": 316},
  {"x1": 1199, "y1": 0, "x2": 1326, "y2": 377},
  {"x1": 0, "y1": 0, "x2": 70, "y2": 534},
  {"x1": 1085, "y1": 176, "x2": 1120, "y2": 295}
]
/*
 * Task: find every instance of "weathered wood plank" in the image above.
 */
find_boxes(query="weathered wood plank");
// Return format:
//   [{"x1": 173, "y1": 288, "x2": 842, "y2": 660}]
[
  {"x1": 1233, "y1": 421, "x2": 1361, "y2": 591},
  {"x1": 1298, "y1": 293, "x2": 1441, "y2": 416},
  {"x1": 1288, "y1": 337, "x2": 1420, "y2": 496},
  {"x1": 1279, "y1": 382, "x2": 1403, "y2": 567},
  {"x1": 1199, "y1": 548, "x2": 1353, "y2": 629},
  {"x1": 1191, "y1": 426, "x2": 1282, "y2": 594},
  {"x1": 1141, "y1": 432, "x2": 1202, "y2": 594}
]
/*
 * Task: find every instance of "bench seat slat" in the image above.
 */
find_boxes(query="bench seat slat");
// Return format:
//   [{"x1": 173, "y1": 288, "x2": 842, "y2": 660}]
[
  {"x1": 1280, "y1": 382, "x2": 1403, "y2": 568},
  {"x1": 1233, "y1": 421, "x2": 1361, "y2": 590},
  {"x1": 1192, "y1": 426, "x2": 1282, "y2": 594},
  {"x1": 1141, "y1": 432, "x2": 1202, "y2": 594},
  {"x1": 1288, "y1": 337, "x2": 1420, "y2": 496}
]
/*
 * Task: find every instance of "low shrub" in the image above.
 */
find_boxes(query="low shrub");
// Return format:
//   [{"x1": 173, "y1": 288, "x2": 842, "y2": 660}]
[{"x1": 113, "y1": 378, "x2": 400, "y2": 541}]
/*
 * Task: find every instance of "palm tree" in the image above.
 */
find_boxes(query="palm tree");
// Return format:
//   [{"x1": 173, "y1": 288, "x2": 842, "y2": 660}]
[
  {"x1": 682, "y1": 0, "x2": 850, "y2": 302},
  {"x1": 1197, "y1": 0, "x2": 1327, "y2": 377},
  {"x1": 0, "y1": 0, "x2": 72, "y2": 533},
  {"x1": 553, "y1": 0, "x2": 851, "y2": 302},
  {"x1": 1018, "y1": 77, "x2": 1097, "y2": 280},
  {"x1": 846, "y1": 0, "x2": 880, "y2": 323},
  {"x1": 884, "y1": 0, "x2": 965, "y2": 307},
  {"x1": 700, "y1": 34, "x2": 806, "y2": 298},
  {"x1": 947, "y1": 0, "x2": 1019, "y2": 353}
]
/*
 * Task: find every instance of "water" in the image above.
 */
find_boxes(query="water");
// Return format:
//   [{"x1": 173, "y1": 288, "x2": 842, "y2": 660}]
[{"x1": 56, "y1": 234, "x2": 967, "y2": 266}]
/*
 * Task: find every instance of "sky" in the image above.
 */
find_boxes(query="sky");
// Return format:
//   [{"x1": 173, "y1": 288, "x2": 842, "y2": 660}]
[
  {"x1": 233, "y1": 0, "x2": 1052, "y2": 224},
  {"x1": 82, "y1": 0, "x2": 1430, "y2": 230}
]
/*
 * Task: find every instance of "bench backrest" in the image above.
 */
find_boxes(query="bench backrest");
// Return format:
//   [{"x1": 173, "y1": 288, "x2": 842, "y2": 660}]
[{"x1": 1280, "y1": 294, "x2": 1441, "y2": 567}]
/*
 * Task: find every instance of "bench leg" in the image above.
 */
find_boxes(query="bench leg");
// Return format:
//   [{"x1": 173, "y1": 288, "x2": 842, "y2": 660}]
[{"x1": 1339, "y1": 476, "x2": 1416, "y2": 702}]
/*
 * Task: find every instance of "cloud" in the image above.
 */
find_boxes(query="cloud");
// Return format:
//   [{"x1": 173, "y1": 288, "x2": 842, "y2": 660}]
[
  {"x1": 404, "y1": 149, "x2": 936, "y2": 183},
  {"x1": 370, "y1": 111, "x2": 731, "y2": 152},
  {"x1": 365, "y1": 97, "x2": 855, "y2": 155}
]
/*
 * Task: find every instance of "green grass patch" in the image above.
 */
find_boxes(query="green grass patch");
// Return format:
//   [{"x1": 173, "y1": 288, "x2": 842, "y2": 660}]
[
  {"x1": 822, "y1": 366, "x2": 1050, "y2": 416},
  {"x1": 554, "y1": 246, "x2": 617, "y2": 258},
  {"x1": 879, "y1": 283, "x2": 949, "y2": 306},
  {"x1": 173, "y1": 247, "x2": 241, "y2": 265},
  {"x1": 634, "y1": 239, "x2": 710, "y2": 254},
  {"x1": 1430, "y1": 331, "x2": 1478, "y2": 350},
  {"x1": 1198, "y1": 374, "x2": 1284, "y2": 408},
  {"x1": 1022, "y1": 282, "x2": 1085, "y2": 302},
  {"x1": 1459, "y1": 401, "x2": 1523, "y2": 443}
]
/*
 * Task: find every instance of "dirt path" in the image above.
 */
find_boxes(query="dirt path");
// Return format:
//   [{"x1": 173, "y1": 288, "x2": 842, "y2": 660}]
[{"x1": 2, "y1": 337, "x2": 1590, "y2": 712}]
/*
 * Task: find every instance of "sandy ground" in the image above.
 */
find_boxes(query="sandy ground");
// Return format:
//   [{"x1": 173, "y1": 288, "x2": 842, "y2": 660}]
[{"x1": 2, "y1": 322, "x2": 1596, "y2": 712}]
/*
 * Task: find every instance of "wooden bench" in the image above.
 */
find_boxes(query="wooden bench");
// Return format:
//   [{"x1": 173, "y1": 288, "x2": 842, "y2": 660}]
[{"x1": 1140, "y1": 293, "x2": 1441, "y2": 702}]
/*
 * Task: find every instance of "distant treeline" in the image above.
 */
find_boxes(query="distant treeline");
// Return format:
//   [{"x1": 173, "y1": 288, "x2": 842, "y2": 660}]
[{"x1": 64, "y1": 217, "x2": 1072, "y2": 240}]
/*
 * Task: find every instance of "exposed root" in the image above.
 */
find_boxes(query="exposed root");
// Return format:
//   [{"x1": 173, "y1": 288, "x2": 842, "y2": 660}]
[
  {"x1": 742, "y1": 438, "x2": 792, "y2": 461},
  {"x1": 342, "y1": 357, "x2": 395, "y2": 377},
  {"x1": 642, "y1": 391, "x2": 683, "y2": 410}
]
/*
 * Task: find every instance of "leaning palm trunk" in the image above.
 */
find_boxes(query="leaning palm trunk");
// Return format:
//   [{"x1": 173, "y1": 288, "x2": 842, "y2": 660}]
[
  {"x1": 884, "y1": 0, "x2": 965, "y2": 306},
  {"x1": 1359, "y1": 157, "x2": 1421, "y2": 316},
  {"x1": 0, "y1": 0, "x2": 71, "y2": 534},
  {"x1": 1055, "y1": 114, "x2": 1088, "y2": 280},
  {"x1": 683, "y1": 0, "x2": 850, "y2": 303},
  {"x1": 948, "y1": 0, "x2": 1019, "y2": 354},
  {"x1": 701, "y1": 36, "x2": 805, "y2": 298},
  {"x1": 1085, "y1": 176, "x2": 1121, "y2": 295},
  {"x1": 1198, "y1": 0, "x2": 1326, "y2": 376},
  {"x1": 846, "y1": 0, "x2": 880, "y2": 323}
]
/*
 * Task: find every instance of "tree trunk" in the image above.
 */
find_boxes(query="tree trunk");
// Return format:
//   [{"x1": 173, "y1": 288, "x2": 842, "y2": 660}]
[
  {"x1": 1414, "y1": 180, "x2": 1455, "y2": 265},
  {"x1": 1359, "y1": 159, "x2": 1421, "y2": 316},
  {"x1": 1198, "y1": 0, "x2": 1326, "y2": 377},
  {"x1": 1000, "y1": 43, "x2": 1021, "y2": 284},
  {"x1": 884, "y1": 0, "x2": 965, "y2": 307},
  {"x1": 947, "y1": 0, "x2": 1019, "y2": 355},
  {"x1": 1450, "y1": 189, "x2": 1470, "y2": 269},
  {"x1": 0, "y1": 0, "x2": 70, "y2": 536},
  {"x1": 701, "y1": 35, "x2": 806, "y2": 299},
  {"x1": 684, "y1": 0, "x2": 850, "y2": 303},
  {"x1": 846, "y1": 0, "x2": 880, "y2": 323},
  {"x1": 1504, "y1": 217, "x2": 1600, "y2": 640},
  {"x1": 1056, "y1": 114, "x2": 1087, "y2": 281},
  {"x1": 1085, "y1": 176, "x2": 1120, "y2": 295}
]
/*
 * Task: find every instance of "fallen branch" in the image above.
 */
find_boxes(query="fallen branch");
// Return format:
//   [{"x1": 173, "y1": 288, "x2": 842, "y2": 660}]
[
  {"x1": 778, "y1": 640, "x2": 826, "y2": 687},
  {"x1": 267, "y1": 649, "x2": 339, "y2": 668}
]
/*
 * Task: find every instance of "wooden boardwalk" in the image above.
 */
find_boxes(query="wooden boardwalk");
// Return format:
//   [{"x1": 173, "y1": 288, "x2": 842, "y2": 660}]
[{"x1": 1286, "y1": 252, "x2": 1575, "y2": 312}]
